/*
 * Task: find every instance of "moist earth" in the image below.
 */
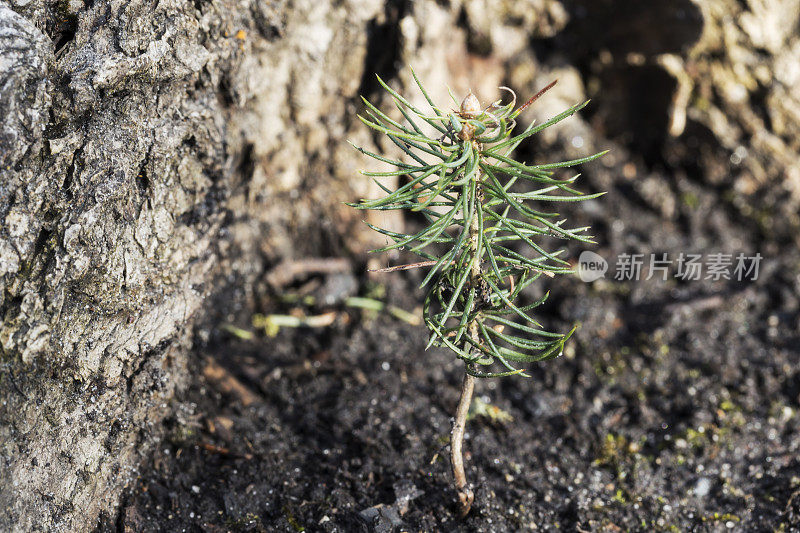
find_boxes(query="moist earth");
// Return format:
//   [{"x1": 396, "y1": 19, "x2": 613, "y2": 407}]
[{"x1": 104, "y1": 135, "x2": 800, "y2": 531}]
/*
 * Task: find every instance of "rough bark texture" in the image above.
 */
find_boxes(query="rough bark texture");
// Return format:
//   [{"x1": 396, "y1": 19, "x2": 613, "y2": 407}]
[
  {"x1": 1, "y1": 0, "x2": 798, "y2": 531},
  {"x1": 0, "y1": 0, "x2": 378, "y2": 530}
]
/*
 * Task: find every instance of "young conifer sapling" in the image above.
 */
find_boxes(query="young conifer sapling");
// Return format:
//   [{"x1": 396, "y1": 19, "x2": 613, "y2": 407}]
[{"x1": 349, "y1": 69, "x2": 606, "y2": 515}]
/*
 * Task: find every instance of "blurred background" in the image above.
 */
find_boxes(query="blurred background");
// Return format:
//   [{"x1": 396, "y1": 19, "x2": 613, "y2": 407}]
[{"x1": 3, "y1": 0, "x2": 800, "y2": 531}]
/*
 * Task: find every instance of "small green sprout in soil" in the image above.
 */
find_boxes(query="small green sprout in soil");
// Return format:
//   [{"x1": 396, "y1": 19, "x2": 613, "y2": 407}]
[{"x1": 349, "y1": 68, "x2": 606, "y2": 515}]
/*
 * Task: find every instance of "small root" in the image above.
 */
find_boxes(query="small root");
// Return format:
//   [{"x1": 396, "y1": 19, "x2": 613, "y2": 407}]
[{"x1": 451, "y1": 370, "x2": 476, "y2": 516}]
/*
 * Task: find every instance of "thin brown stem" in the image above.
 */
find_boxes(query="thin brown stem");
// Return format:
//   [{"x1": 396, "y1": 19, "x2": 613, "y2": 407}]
[
  {"x1": 450, "y1": 145, "x2": 484, "y2": 516},
  {"x1": 451, "y1": 369, "x2": 475, "y2": 516}
]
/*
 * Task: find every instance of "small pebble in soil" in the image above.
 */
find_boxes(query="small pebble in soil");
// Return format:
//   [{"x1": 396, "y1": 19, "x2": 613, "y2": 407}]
[{"x1": 694, "y1": 477, "x2": 712, "y2": 497}]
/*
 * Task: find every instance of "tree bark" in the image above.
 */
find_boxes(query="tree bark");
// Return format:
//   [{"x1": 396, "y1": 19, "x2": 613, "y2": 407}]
[{"x1": 0, "y1": 0, "x2": 389, "y2": 530}]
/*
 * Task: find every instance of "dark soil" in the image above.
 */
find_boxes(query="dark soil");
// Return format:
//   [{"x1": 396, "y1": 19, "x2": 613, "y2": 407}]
[
  {"x1": 100, "y1": 80, "x2": 800, "y2": 532},
  {"x1": 103, "y1": 168, "x2": 800, "y2": 533}
]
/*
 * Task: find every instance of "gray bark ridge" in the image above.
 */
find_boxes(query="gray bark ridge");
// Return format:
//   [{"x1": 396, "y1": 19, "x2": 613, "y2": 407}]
[
  {"x1": 0, "y1": 0, "x2": 236, "y2": 531},
  {"x1": 0, "y1": 0, "x2": 389, "y2": 529}
]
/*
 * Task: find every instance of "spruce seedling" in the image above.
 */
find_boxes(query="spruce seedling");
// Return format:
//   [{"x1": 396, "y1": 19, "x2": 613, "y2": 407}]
[{"x1": 349, "y1": 69, "x2": 606, "y2": 515}]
